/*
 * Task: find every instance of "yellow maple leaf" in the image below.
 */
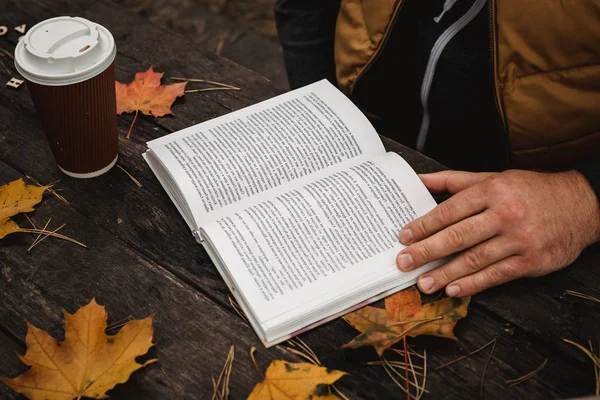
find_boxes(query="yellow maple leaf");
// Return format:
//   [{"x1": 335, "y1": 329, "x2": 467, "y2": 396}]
[
  {"x1": 0, "y1": 299, "x2": 156, "y2": 400},
  {"x1": 0, "y1": 179, "x2": 47, "y2": 239},
  {"x1": 248, "y1": 360, "x2": 346, "y2": 400},
  {"x1": 115, "y1": 66, "x2": 187, "y2": 139},
  {"x1": 342, "y1": 286, "x2": 470, "y2": 356}
]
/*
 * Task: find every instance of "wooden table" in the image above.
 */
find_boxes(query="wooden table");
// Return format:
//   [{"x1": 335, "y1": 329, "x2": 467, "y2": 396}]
[{"x1": 1, "y1": 1, "x2": 599, "y2": 399}]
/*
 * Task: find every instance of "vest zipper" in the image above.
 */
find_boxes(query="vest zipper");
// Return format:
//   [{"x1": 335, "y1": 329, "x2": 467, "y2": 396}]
[
  {"x1": 488, "y1": 0, "x2": 511, "y2": 166},
  {"x1": 415, "y1": 0, "x2": 487, "y2": 152}
]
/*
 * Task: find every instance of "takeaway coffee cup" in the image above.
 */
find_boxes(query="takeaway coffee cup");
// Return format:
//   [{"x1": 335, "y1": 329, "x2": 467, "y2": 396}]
[{"x1": 14, "y1": 16, "x2": 118, "y2": 178}]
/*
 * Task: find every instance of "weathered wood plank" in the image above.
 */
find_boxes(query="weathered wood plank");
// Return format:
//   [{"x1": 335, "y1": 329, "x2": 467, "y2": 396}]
[{"x1": 0, "y1": 163, "x2": 308, "y2": 399}]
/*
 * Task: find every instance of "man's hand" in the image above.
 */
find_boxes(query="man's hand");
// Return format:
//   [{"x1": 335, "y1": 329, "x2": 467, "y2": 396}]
[{"x1": 397, "y1": 169, "x2": 600, "y2": 297}]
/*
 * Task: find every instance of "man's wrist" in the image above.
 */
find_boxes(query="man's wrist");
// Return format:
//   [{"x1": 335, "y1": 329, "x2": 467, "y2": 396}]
[{"x1": 566, "y1": 168, "x2": 600, "y2": 245}]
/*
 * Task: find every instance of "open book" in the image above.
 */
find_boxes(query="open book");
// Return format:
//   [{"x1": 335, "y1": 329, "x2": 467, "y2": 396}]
[{"x1": 143, "y1": 79, "x2": 444, "y2": 347}]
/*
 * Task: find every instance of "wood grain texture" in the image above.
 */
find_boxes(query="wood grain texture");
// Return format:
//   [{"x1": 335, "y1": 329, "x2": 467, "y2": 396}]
[{"x1": 0, "y1": 0, "x2": 598, "y2": 399}]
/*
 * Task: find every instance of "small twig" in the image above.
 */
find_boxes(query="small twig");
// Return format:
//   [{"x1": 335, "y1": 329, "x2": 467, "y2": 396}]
[
  {"x1": 185, "y1": 87, "x2": 240, "y2": 94},
  {"x1": 564, "y1": 289, "x2": 600, "y2": 305},
  {"x1": 505, "y1": 358, "x2": 547, "y2": 388},
  {"x1": 18, "y1": 228, "x2": 86, "y2": 248},
  {"x1": 480, "y1": 338, "x2": 497, "y2": 396},
  {"x1": 28, "y1": 223, "x2": 65, "y2": 252},
  {"x1": 116, "y1": 164, "x2": 143, "y2": 188},
  {"x1": 435, "y1": 338, "x2": 497, "y2": 370},
  {"x1": 171, "y1": 77, "x2": 239, "y2": 90}
]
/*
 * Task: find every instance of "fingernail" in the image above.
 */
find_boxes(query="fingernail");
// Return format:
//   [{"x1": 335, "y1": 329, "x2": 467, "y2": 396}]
[
  {"x1": 446, "y1": 285, "x2": 460, "y2": 297},
  {"x1": 397, "y1": 253, "x2": 413, "y2": 270},
  {"x1": 419, "y1": 276, "x2": 434, "y2": 292},
  {"x1": 399, "y1": 228, "x2": 413, "y2": 244}
]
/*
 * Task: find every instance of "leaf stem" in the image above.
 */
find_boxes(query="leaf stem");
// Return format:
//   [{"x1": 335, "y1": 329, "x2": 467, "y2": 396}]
[
  {"x1": 126, "y1": 109, "x2": 139, "y2": 140},
  {"x1": 249, "y1": 347, "x2": 264, "y2": 379}
]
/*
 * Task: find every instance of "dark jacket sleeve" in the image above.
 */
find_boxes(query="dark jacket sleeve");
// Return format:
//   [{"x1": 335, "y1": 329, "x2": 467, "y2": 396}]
[
  {"x1": 274, "y1": 0, "x2": 341, "y2": 89},
  {"x1": 574, "y1": 156, "x2": 600, "y2": 203}
]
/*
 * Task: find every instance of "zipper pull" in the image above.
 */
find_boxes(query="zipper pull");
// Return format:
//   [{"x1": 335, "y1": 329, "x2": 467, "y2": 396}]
[{"x1": 434, "y1": 0, "x2": 459, "y2": 23}]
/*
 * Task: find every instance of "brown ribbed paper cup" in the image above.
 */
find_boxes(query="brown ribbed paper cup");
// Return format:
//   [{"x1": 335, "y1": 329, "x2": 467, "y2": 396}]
[{"x1": 14, "y1": 16, "x2": 118, "y2": 178}]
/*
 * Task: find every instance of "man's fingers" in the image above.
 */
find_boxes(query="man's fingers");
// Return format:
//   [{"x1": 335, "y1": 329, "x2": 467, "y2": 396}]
[
  {"x1": 442, "y1": 256, "x2": 525, "y2": 297},
  {"x1": 414, "y1": 236, "x2": 519, "y2": 294},
  {"x1": 419, "y1": 171, "x2": 496, "y2": 194},
  {"x1": 397, "y1": 210, "x2": 499, "y2": 271},
  {"x1": 399, "y1": 186, "x2": 487, "y2": 245}
]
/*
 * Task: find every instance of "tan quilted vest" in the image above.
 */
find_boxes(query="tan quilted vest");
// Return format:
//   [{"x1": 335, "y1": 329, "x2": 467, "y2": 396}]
[{"x1": 335, "y1": 0, "x2": 600, "y2": 169}]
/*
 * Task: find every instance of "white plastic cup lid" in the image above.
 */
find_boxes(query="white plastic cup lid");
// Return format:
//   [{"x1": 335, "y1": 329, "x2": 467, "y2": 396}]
[{"x1": 14, "y1": 16, "x2": 116, "y2": 86}]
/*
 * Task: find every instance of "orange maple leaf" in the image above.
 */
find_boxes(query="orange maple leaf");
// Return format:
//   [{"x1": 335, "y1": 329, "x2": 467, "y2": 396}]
[
  {"x1": 115, "y1": 66, "x2": 187, "y2": 139},
  {"x1": 0, "y1": 299, "x2": 156, "y2": 400},
  {"x1": 342, "y1": 286, "x2": 470, "y2": 356}
]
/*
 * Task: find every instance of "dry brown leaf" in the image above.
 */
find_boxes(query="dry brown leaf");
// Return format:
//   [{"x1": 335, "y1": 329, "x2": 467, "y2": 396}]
[
  {"x1": 0, "y1": 179, "x2": 47, "y2": 239},
  {"x1": 115, "y1": 66, "x2": 187, "y2": 139},
  {"x1": 342, "y1": 286, "x2": 470, "y2": 356},
  {"x1": 248, "y1": 358, "x2": 345, "y2": 400},
  {"x1": 0, "y1": 299, "x2": 156, "y2": 400}
]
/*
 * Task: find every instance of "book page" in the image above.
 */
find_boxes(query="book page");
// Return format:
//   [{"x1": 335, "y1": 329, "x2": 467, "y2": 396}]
[
  {"x1": 201, "y1": 152, "x2": 440, "y2": 325},
  {"x1": 146, "y1": 79, "x2": 385, "y2": 228}
]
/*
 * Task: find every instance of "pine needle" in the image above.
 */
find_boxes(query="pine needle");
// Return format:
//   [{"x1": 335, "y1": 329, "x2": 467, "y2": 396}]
[
  {"x1": 171, "y1": 77, "x2": 239, "y2": 90},
  {"x1": 18, "y1": 228, "x2": 86, "y2": 248},
  {"x1": 26, "y1": 175, "x2": 70, "y2": 206},
  {"x1": 24, "y1": 214, "x2": 37, "y2": 229},
  {"x1": 116, "y1": 164, "x2": 143, "y2": 188},
  {"x1": 228, "y1": 295, "x2": 248, "y2": 323},
  {"x1": 388, "y1": 316, "x2": 444, "y2": 327},
  {"x1": 563, "y1": 338, "x2": 600, "y2": 369},
  {"x1": 382, "y1": 360, "x2": 417, "y2": 400},
  {"x1": 185, "y1": 87, "x2": 240, "y2": 93},
  {"x1": 29, "y1": 218, "x2": 52, "y2": 250},
  {"x1": 367, "y1": 361, "x2": 424, "y2": 373},
  {"x1": 285, "y1": 338, "x2": 349, "y2": 400},
  {"x1": 505, "y1": 358, "x2": 547, "y2": 388},
  {"x1": 480, "y1": 338, "x2": 497, "y2": 396},
  {"x1": 564, "y1": 289, "x2": 600, "y2": 305},
  {"x1": 591, "y1": 341, "x2": 600, "y2": 396},
  {"x1": 0, "y1": 48, "x2": 15, "y2": 60},
  {"x1": 28, "y1": 223, "x2": 65, "y2": 252},
  {"x1": 105, "y1": 315, "x2": 133, "y2": 332},
  {"x1": 390, "y1": 347, "x2": 426, "y2": 359},
  {"x1": 212, "y1": 345, "x2": 235, "y2": 400},
  {"x1": 435, "y1": 338, "x2": 497, "y2": 370},
  {"x1": 0, "y1": 59, "x2": 10, "y2": 76},
  {"x1": 158, "y1": 364, "x2": 181, "y2": 400}
]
